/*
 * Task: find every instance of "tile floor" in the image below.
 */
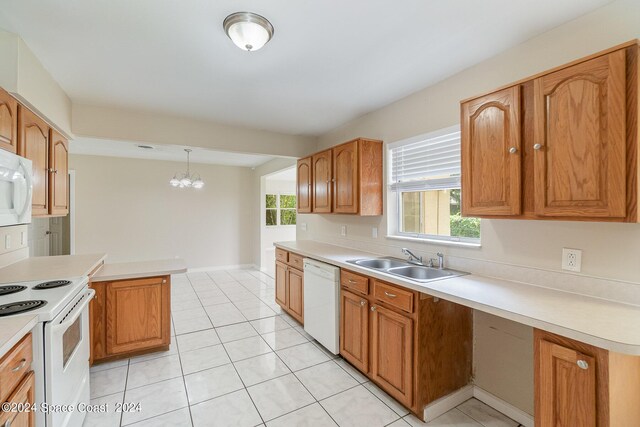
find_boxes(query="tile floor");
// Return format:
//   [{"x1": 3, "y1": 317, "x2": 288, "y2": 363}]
[{"x1": 84, "y1": 268, "x2": 525, "y2": 427}]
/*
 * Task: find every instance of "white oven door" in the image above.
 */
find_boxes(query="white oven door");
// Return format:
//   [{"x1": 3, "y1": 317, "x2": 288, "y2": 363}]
[
  {"x1": 44, "y1": 288, "x2": 95, "y2": 427},
  {"x1": 0, "y1": 149, "x2": 32, "y2": 226}
]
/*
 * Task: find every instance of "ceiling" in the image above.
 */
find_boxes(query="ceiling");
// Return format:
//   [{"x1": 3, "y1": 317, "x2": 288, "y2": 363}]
[
  {"x1": 0, "y1": 0, "x2": 612, "y2": 136},
  {"x1": 70, "y1": 138, "x2": 276, "y2": 168}
]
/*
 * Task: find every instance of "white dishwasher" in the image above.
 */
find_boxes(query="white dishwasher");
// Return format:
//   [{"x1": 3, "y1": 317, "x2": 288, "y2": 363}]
[{"x1": 303, "y1": 258, "x2": 340, "y2": 354}]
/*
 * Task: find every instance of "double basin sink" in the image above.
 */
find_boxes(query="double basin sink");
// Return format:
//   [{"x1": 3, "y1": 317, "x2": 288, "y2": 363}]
[{"x1": 346, "y1": 257, "x2": 468, "y2": 283}]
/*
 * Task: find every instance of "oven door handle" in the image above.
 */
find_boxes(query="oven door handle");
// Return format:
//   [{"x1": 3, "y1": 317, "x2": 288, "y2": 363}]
[{"x1": 51, "y1": 289, "x2": 95, "y2": 333}]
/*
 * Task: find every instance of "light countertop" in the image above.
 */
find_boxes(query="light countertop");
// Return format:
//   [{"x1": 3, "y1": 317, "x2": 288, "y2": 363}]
[
  {"x1": 0, "y1": 254, "x2": 107, "y2": 284},
  {"x1": 0, "y1": 315, "x2": 37, "y2": 356},
  {"x1": 92, "y1": 258, "x2": 187, "y2": 282},
  {"x1": 275, "y1": 240, "x2": 640, "y2": 355}
]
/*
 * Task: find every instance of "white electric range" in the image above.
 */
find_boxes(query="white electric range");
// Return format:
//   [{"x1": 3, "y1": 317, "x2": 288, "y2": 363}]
[{"x1": 0, "y1": 277, "x2": 94, "y2": 427}]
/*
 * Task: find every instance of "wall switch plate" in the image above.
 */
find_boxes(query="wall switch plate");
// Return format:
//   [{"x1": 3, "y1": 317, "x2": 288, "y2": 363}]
[
  {"x1": 340, "y1": 225, "x2": 347, "y2": 237},
  {"x1": 300, "y1": 223, "x2": 307, "y2": 232},
  {"x1": 4, "y1": 235, "x2": 10, "y2": 250},
  {"x1": 562, "y1": 248, "x2": 582, "y2": 272},
  {"x1": 372, "y1": 227, "x2": 378, "y2": 238}
]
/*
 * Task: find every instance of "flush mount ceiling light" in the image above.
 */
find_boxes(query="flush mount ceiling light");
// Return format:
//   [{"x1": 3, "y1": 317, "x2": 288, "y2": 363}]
[
  {"x1": 223, "y1": 12, "x2": 274, "y2": 52},
  {"x1": 170, "y1": 149, "x2": 204, "y2": 189}
]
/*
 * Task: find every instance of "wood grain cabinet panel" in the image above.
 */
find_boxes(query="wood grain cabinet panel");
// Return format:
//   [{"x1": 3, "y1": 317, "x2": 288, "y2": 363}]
[
  {"x1": 287, "y1": 268, "x2": 304, "y2": 323},
  {"x1": 19, "y1": 107, "x2": 49, "y2": 216},
  {"x1": 312, "y1": 150, "x2": 333, "y2": 213},
  {"x1": 371, "y1": 304, "x2": 413, "y2": 407},
  {"x1": 0, "y1": 88, "x2": 18, "y2": 153},
  {"x1": 340, "y1": 289, "x2": 369, "y2": 373},
  {"x1": 296, "y1": 157, "x2": 312, "y2": 213},
  {"x1": 274, "y1": 251, "x2": 304, "y2": 324},
  {"x1": 333, "y1": 140, "x2": 359, "y2": 214},
  {"x1": 533, "y1": 50, "x2": 627, "y2": 218},
  {"x1": 105, "y1": 276, "x2": 170, "y2": 355},
  {"x1": 0, "y1": 371, "x2": 35, "y2": 427},
  {"x1": 275, "y1": 261, "x2": 288, "y2": 308},
  {"x1": 462, "y1": 86, "x2": 522, "y2": 216},
  {"x1": 49, "y1": 130, "x2": 69, "y2": 216}
]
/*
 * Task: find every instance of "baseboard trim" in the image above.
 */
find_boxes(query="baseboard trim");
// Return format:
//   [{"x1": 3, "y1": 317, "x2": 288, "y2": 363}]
[
  {"x1": 423, "y1": 384, "x2": 474, "y2": 421},
  {"x1": 187, "y1": 264, "x2": 258, "y2": 273},
  {"x1": 473, "y1": 386, "x2": 534, "y2": 427}
]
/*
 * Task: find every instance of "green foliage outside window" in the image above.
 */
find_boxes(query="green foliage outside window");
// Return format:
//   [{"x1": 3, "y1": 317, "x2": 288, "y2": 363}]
[
  {"x1": 281, "y1": 209, "x2": 296, "y2": 225},
  {"x1": 266, "y1": 194, "x2": 277, "y2": 208},
  {"x1": 450, "y1": 213, "x2": 480, "y2": 238},
  {"x1": 265, "y1": 194, "x2": 297, "y2": 226}
]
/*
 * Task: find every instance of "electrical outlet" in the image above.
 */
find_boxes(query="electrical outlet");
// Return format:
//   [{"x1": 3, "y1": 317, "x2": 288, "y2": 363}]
[
  {"x1": 372, "y1": 227, "x2": 378, "y2": 238},
  {"x1": 4, "y1": 235, "x2": 10, "y2": 250},
  {"x1": 340, "y1": 225, "x2": 347, "y2": 237},
  {"x1": 562, "y1": 248, "x2": 582, "y2": 272}
]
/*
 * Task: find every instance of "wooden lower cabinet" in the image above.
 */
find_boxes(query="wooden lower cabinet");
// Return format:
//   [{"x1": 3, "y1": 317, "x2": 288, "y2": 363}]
[
  {"x1": 274, "y1": 250, "x2": 304, "y2": 324},
  {"x1": 0, "y1": 371, "x2": 35, "y2": 427},
  {"x1": 90, "y1": 276, "x2": 171, "y2": 364},
  {"x1": 340, "y1": 289, "x2": 369, "y2": 372},
  {"x1": 534, "y1": 329, "x2": 640, "y2": 427},
  {"x1": 371, "y1": 304, "x2": 413, "y2": 406},
  {"x1": 339, "y1": 272, "x2": 473, "y2": 420}
]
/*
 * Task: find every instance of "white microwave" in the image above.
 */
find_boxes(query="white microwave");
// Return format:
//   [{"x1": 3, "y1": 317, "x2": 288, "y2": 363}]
[{"x1": 0, "y1": 149, "x2": 32, "y2": 227}]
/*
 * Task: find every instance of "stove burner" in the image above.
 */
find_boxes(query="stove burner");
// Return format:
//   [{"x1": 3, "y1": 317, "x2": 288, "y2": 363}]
[
  {"x1": 0, "y1": 300, "x2": 47, "y2": 317},
  {"x1": 34, "y1": 280, "x2": 72, "y2": 290},
  {"x1": 0, "y1": 285, "x2": 27, "y2": 296}
]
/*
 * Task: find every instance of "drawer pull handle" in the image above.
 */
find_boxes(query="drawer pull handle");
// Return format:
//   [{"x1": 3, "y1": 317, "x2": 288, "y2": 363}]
[
  {"x1": 4, "y1": 419, "x2": 12, "y2": 427},
  {"x1": 577, "y1": 360, "x2": 589, "y2": 370},
  {"x1": 384, "y1": 291, "x2": 397, "y2": 298},
  {"x1": 360, "y1": 300, "x2": 366, "y2": 306},
  {"x1": 11, "y1": 358, "x2": 26, "y2": 372},
  {"x1": 348, "y1": 279, "x2": 357, "y2": 284}
]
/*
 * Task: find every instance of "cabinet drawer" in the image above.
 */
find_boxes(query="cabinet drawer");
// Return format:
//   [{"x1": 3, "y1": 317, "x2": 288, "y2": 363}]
[
  {"x1": 373, "y1": 281, "x2": 414, "y2": 313},
  {"x1": 340, "y1": 270, "x2": 369, "y2": 295},
  {"x1": 0, "y1": 333, "x2": 33, "y2": 403},
  {"x1": 288, "y1": 252, "x2": 304, "y2": 270},
  {"x1": 276, "y1": 248, "x2": 288, "y2": 263}
]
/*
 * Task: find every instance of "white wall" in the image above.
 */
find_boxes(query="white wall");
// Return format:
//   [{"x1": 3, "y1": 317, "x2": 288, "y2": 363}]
[
  {"x1": 261, "y1": 177, "x2": 297, "y2": 276},
  {"x1": 70, "y1": 154, "x2": 256, "y2": 269},
  {"x1": 303, "y1": 0, "x2": 640, "y2": 415}
]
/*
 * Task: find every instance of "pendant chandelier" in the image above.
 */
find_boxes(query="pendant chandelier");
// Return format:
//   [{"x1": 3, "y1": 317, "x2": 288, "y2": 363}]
[{"x1": 169, "y1": 149, "x2": 204, "y2": 189}]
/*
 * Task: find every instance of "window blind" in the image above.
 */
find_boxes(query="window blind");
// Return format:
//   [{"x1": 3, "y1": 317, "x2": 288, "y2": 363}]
[{"x1": 389, "y1": 129, "x2": 461, "y2": 191}]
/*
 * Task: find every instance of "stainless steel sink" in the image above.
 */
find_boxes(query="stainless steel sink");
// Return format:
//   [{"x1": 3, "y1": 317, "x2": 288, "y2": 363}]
[{"x1": 346, "y1": 257, "x2": 468, "y2": 283}]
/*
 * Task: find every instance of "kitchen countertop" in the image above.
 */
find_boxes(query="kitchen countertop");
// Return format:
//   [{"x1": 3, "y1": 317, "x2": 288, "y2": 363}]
[
  {"x1": 276, "y1": 240, "x2": 640, "y2": 355},
  {"x1": 0, "y1": 315, "x2": 37, "y2": 356},
  {"x1": 92, "y1": 258, "x2": 187, "y2": 282},
  {"x1": 0, "y1": 254, "x2": 107, "y2": 284}
]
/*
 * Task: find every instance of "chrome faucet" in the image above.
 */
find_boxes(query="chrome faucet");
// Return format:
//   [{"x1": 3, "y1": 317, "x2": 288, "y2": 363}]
[
  {"x1": 436, "y1": 252, "x2": 444, "y2": 269},
  {"x1": 401, "y1": 248, "x2": 423, "y2": 265}
]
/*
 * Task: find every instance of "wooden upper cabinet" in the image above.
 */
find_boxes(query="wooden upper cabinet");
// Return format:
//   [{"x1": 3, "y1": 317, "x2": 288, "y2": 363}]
[
  {"x1": 49, "y1": 130, "x2": 69, "y2": 216},
  {"x1": 105, "y1": 276, "x2": 170, "y2": 355},
  {"x1": 340, "y1": 289, "x2": 369, "y2": 373},
  {"x1": 0, "y1": 88, "x2": 18, "y2": 153},
  {"x1": 533, "y1": 50, "x2": 627, "y2": 218},
  {"x1": 370, "y1": 304, "x2": 413, "y2": 407},
  {"x1": 296, "y1": 157, "x2": 312, "y2": 213},
  {"x1": 333, "y1": 140, "x2": 359, "y2": 214},
  {"x1": 19, "y1": 107, "x2": 49, "y2": 216},
  {"x1": 312, "y1": 149, "x2": 333, "y2": 213},
  {"x1": 461, "y1": 86, "x2": 522, "y2": 216}
]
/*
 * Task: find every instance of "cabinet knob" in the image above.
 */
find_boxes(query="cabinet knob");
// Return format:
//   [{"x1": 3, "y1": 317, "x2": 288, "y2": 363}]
[
  {"x1": 4, "y1": 419, "x2": 12, "y2": 427},
  {"x1": 370, "y1": 306, "x2": 376, "y2": 311},
  {"x1": 577, "y1": 360, "x2": 589, "y2": 370},
  {"x1": 508, "y1": 147, "x2": 517, "y2": 154},
  {"x1": 360, "y1": 300, "x2": 366, "y2": 306},
  {"x1": 533, "y1": 143, "x2": 542, "y2": 150}
]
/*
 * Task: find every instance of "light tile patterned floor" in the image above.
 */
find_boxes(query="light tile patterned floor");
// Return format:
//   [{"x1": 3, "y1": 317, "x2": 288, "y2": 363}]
[{"x1": 84, "y1": 268, "x2": 524, "y2": 427}]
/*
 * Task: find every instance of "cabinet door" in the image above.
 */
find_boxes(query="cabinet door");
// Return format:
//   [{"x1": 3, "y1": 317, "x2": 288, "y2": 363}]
[
  {"x1": 333, "y1": 140, "x2": 359, "y2": 214},
  {"x1": 287, "y1": 268, "x2": 304, "y2": 323},
  {"x1": 340, "y1": 289, "x2": 369, "y2": 373},
  {"x1": 275, "y1": 261, "x2": 288, "y2": 308},
  {"x1": 537, "y1": 340, "x2": 597, "y2": 427},
  {"x1": 49, "y1": 130, "x2": 69, "y2": 216},
  {"x1": 19, "y1": 108, "x2": 49, "y2": 216},
  {"x1": 297, "y1": 157, "x2": 312, "y2": 213},
  {"x1": 0, "y1": 371, "x2": 35, "y2": 427},
  {"x1": 312, "y1": 149, "x2": 332, "y2": 213},
  {"x1": 462, "y1": 86, "x2": 522, "y2": 216},
  {"x1": 0, "y1": 88, "x2": 18, "y2": 153},
  {"x1": 533, "y1": 50, "x2": 626, "y2": 218},
  {"x1": 371, "y1": 304, "x2": 413, "y2": 407},
  {"x1": 106, "y1": 276, "x2": 170, "y2": 355}
]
